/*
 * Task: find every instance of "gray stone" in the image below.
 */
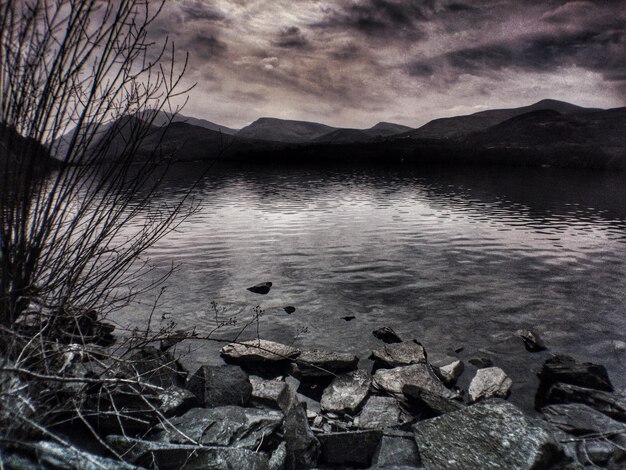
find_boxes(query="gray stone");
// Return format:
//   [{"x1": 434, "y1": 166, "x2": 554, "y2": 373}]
[
  {"x1": 358, "y1": 396, "x2": 413, "y2": 429},
  {"x1": 284, "y1": 403, "x2": 320, "y2": 470},
  {"x1": 517, "y1": 329, "x2": 547, "y2": 352},
  {"x1": 157, "y1": 385, "x2": 199, "y2": 418},
  {"x1": 413, "y1": 400, "x2": 562, "y2": 470},
  {"x1": 434, "y1": 360, "x2": 464, "y2": 386},
  {"x1": 542, "y1": 383, "x2": 626, "y2": 421},
  {"x1": 468, "y1": 367, "x2": 512, "y2": 402},
  {"x1": 372, "y1": 326, "x2": 403, "y2": 344},
  {"x1": 158, "y1": 406, "x2": 283, "y2": 451},
  {"x1": 296, "y1": 349, "x2": 358, "y2": 377},
  {"x1": 318, "y1": 430, "x2": 383, "y2": 467},
  {"x1": 106, "y1": 436, "x2": 269, "y2": 470},
  {"x1": 269, "y1": 442, "x2": 286, "y2": 470},
  {"x1": 403, "y1": 384, "x2": 465, "y2": 417},
  {"x1": 373, "y1": 364, "x2": 457, "y2": 400},
  {"x1": 321, "y1": 369, "x2": 371, "y2": 414},
  {"x1": 371, "y1": 341, "x2": 427, "y2": 368},
  {"x1": 372, "y1": 435, "x2": 422, "y2": 469},
  {"x1": 221, "y1": 339, "x2": 300, "y2": 363},
  {"x1": 250, "y1": 377, "x2": 297, "y2": 412},
  {"x1": 186, "y1": 364, "x2": 252, "y2": 407},
  {"x1": 542, "y1": 403, "x2": 626, "y2": 435}
]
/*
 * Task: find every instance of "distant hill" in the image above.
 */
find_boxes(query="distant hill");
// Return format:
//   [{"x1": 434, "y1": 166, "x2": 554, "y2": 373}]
[
  {"x1": 364, "y1": 122, "x2": 413, "y2": 137},
  {"x1": 236, "y1": 117, "x2": 337, "y2": 143},
  {"x1": 313, "y1": 128, "x2": 371, "y2": 143},
  {"x1": 144, "y1": 110, "x2": 238, "y2": 135},
  {"x1": 403, "y1": 99, "x2": 601, "y2": 140}
]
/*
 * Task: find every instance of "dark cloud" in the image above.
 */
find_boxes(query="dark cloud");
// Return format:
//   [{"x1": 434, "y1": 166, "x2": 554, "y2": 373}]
[
  {"x1": 179, "y1": 0, "x2": 227, "y2": 22},
  {"x1": 274, "y1": 27, "x2": 310, "y2": 49},
  {"x1": 190, "y1": 33, "x2": 228, "y2": 59},
  {"x1": 330, "y1": 43, "x2": 364, "y2": 61}
]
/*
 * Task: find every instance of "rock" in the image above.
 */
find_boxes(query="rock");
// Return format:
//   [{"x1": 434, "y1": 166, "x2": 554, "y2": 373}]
[
  {"x1": 318, "y1": 430, "x2": 383, "y2": 467},
  {"x1": 468, "y1": 367, "x2": 513, "y2": 402},
  {"x1": 122, "y1": 346, "x2": 186, "y2": 388},
  {"x1": 542, "y1": 403, "x2": 626, "y2": 435},
  {"x1": 221, "y1": 339, "x2": 301, "y2": 363},
  {"x1": 295, "y1": 349, "x2": 359, "y2": 377},
  {"x1": 370, "y1": 341, "x2": 427, "y2": 368},
  {"x1": 320, "y1": 369, "x2": 371, "y2": 414},
  {"x1": 341, "y1": 315, "x2": 356, "y2": 321},
  {"x1": 247, "y1": 282, "x2": 272, "y2": 294},
  {"x1": 2, "y1": 441, "x2": 134, "y2": 470},
  {"x1": 158, "y1": 406, "x2": 283, "y2": 451},
  {"x1": 106, "y1": 436, "x2": 270, "y2": 470},
  {"x1": 283, "y1": 306, "x2": 295, "y2": 314},
  {"x1": 157, "y1": 385, "x2": 199, "y2": 417},
  {"x1": 186, "y1": 364, "x2": 252, "y2": 407},
  {"x1": 250, "y1": 377, "x2": 297, "y2": 413},
  {"x1": 434, "y1": 360, "x2": 464, "y2": 386},
  {"x1": 517, "y1": 329, "x2": 547, "y2": 352},
  {"x1": 372, "y1": 434, "x2": 422, "y2": 469},
  {"x1": 541, "y1": 383, "x2": 626, "y2": 422},
  {"x1": 269, "y1": 441, "x2": 286, "y2": 470},
  {"x1": 283, "y1": 403, "x2": 320, "y2": 470},
  {"x1": 358, "y1": 396, "x2": 413, "y2": 429},
  {"x1": 468, "y1": 356, "x2": 493, "y2": 369},
  {"x1": 575, "y1": 438, "x2": 623, "y2": 467},
  {"x1": 372, "y1": 326, "x2": 403, "y2": 343},
  {"x1": 413, "y1": 400, "x2": 562, "y2": 470},
  {"x1": 373, "y1": 364, "x2": 457, "y2": 400},
  {"x1": 403, "y1": 384, "x2": 465, "y2": 417},
  {"x1": 536, "y1": 355, "x2": 613, "y2": 408}
]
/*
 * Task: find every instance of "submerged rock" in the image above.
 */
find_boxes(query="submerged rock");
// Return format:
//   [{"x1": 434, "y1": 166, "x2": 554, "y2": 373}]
[
  {"x1": 517, "y1": 329, "x2": 547, "y2": 352},
  {"x1": 413, "y1": 400, "x2": 562, "y2": 470},
  {"x1": 221, "y1": 339, "x2": 301, "y2": 363},
  {"x1": 370, "y1": 341, "x2": 427, "y2": 368},
  {"x1": 357, "y1": 396, "x2": 413, "y2": 429},
  {"x1": 284, "y1": 403, "x2": 320, "y2": 470},
  {"x1": 318, "y1": 430, "x2": 383, "y2": 467},
  {"x1": 468, "y1": 356, "x2": 493, "y2": 369},
  {"x1": 320, "y1": 369, "x2": 371, "y2": 414},
  {"x1": 541, "y1": 383, "x2": 626, "y2": 422},
  {"x1": 373, "y1": 364, "x2": 457, "y2": 400},
  {"x1": 295, "y1": 349, "x2": 359, "y2": 377},
  {"x1": 468, "y1": 367, "x2": 512, "y2": 402},
  {"x1": 186, "y1": 364, "x2": 252, "y2": 407},
  {"x1": 372, "y1": 326, "x2": 403, "y2": 344},
  {"x1": 541, "y1": 403, "x2": 626, "y2": 435},
  {"x1": 247, "y1": 282, "x2": 272, "y2": 295}
]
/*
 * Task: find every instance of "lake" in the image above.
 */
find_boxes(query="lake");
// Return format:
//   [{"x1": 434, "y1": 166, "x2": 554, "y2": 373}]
[{"x1": 119, "y1": 163, "x2": 626, "y2": 411}]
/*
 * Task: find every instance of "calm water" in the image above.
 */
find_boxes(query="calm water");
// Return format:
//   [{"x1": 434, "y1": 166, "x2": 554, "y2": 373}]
[{"x1": 120, "y1": 163, "x2": 626, "y2": 410}]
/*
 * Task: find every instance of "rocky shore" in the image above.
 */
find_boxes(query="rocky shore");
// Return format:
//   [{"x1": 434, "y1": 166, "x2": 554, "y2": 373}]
[{"x1": 1, "y1": 328, "x2": 625, "y2": 469}]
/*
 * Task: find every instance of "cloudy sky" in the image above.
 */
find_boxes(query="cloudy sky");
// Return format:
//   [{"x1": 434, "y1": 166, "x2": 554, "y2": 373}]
[{"x1": 151, "y1": 0, "x2": 626, "y2": 129}]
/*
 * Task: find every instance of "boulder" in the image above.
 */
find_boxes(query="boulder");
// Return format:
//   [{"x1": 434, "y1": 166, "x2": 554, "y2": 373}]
[
  {"x1": 373, "y1": 364, "x2": 457, "y2": 400},
  {"x1": 250, "y1": 377, "x2": 297, "y2": 413},
  {"x1": 106, "y1": 436, "x2": 270, "y2": 470},
  {"x1": 295, "y1": 349, "x2": 358, "y2": 377},
  {"x1": 158, "y1": 406, "x2": 283, "y2": 451},
  {"x1": 357, "y1": 396, "x2": 413, "y2": 429},
  {"x1": 517, "y1": 329, "x2": 547, "y2": 352},
  {"x1": 372, "y1": 326, "x2": 403, "y2": 344},
  {"x1": 221, "y1": 339, "x2": 301, "y2": 363},
  {"x1": 370, "y1": 341, "x2": 427, "y2": 368},
  {"x1": 157, "y1": 385, "x2": 199, "y2": 418},
  {"x1": 542, "y1": 403, "x2": 626, "y2": 435},
  {"x1": 403, "y1": 384, "x2": 465, "y2": 417},
  {"x1": 122, "y1": 346, "x2": 186, "y2": 388},
  {"x1": 413, "y1": 400, "x2": 562, "y2": 470},
  {"x1": 320, "y1": 369, "x2": 371, "y2": 414},
  {"x1": 371, "y1": 434, "x2": 422, "y2": 469},
  {"x1": 318, "y1": 430, "x2": 383, "y2": 467},
  {"x1": 283, "y1": 403, "x2": 320, "y2": 470},
  {"x1": 186, "y1": 364, "x2": 252, "y2": 407},
  {"x1": 468, "y1": 367, "x2": 512, "y2": 402},
  {"x1": 536, "y1": 355, "x2": 613, "y2": 408},
  {"x1": 434, "y1": 359, "x2": 464, "y2": 386},
  {"x1": 541, "y1": 383, "x2": 626, "y2": 422}
]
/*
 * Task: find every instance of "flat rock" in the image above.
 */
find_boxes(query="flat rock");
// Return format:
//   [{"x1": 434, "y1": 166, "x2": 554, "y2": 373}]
[
  {"x1": 321, "y1": 369, "x2": 371, "y2": 414},
  {"x1": 186, "y1": 364, "x2": 252, "y2": 407},
  {"x1": 221, "y1": 339, "x2": 301, "y2": 363},
  {"x1": 542, "y1": 383, "x2": 626, "y2": 422},
  {"x1": 373, "y1": 364, "x2": 457, "y2": 400},
  {"x1": 157, "y1": 385, "x2": 199, "y2": 418},
  {"x1": 413, "y1": 400, "x2": 562, "y2": 470},
  {"x1": 358, "y1": 396, "x2": 413, "y2": 429},
  {"x1": 158, "y1": 406, "x2": 283, "y2": 451},
  {"x1": 468, "y1": 367, "x2": 512, "y2": 402},
  {"x1": 517, "y1": 329, "x2": 547, "y2": 352},
  {"x1": 372, "y1": 326, "x2": 403, "y2": 343},
  {"x1": 371, "y1": 435, "x2": 422, "y2": 469},
  {"x1": 318, "y1": 430, "x2": 383, "y2": 467},
  {"x1": 370, "y1": 341, "x2": 427, "y2": 368},
  {"x1": 542, "y1": 403, "x2": 626, "y2": 435},
  {"x1": 106, "y1": 436, "x2": 269, "y2": 470},
  {"x1": 284, "y1": 403, "x2": 320, "y2": 470},
  {"x1": 403, "y1": 384, "x2": 465, "y2": 417},
  {"x1": 296, "y1": 349, "x2": 359, "y2": 377}
]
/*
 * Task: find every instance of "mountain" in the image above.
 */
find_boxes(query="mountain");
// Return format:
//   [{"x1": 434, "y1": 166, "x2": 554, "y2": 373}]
[
  {"x1": 403, "y1": 99, "x2": 601, "y2": 140},
  {"x1": 313, "y1": 128, "x2": 372, "y2": 143},
  {"x1": 139, "y1": 110, "x2": 238, "y2": 135},
  {"x1": 236, "y1": 118, "x2": 337, "y2": 143},
  {"x1": 364, "y1": 122, "x2": 413, "y2": 137}
]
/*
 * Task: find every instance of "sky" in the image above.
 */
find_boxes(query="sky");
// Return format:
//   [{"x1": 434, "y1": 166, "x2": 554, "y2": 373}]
[{"x1": 150, "y1": 0, "x2": 626, "y2": 129}]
